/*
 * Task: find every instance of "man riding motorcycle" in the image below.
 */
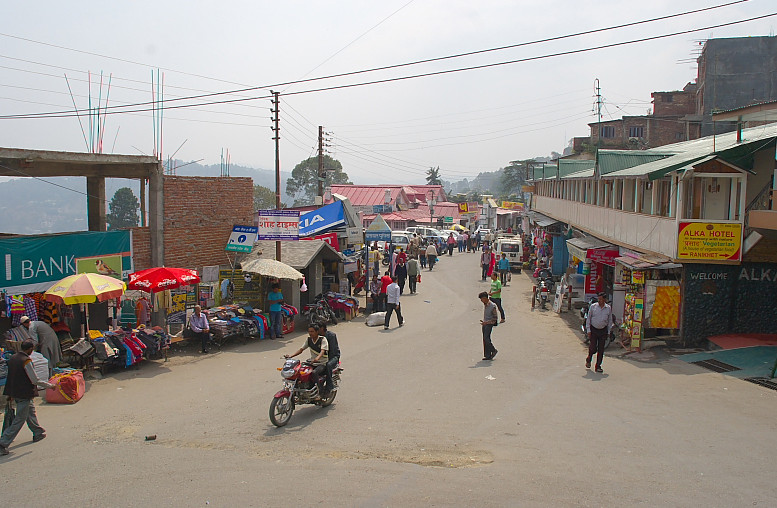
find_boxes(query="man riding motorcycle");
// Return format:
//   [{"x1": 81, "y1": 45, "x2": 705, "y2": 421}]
[
  {"x1": 284, "y1": 324, "x2": 329, "y2": 396},
  {"x1": 319, "y1": 322, "x2": 340, "y2": 396}
]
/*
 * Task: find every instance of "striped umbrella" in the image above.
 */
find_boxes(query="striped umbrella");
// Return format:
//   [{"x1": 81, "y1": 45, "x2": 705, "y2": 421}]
[{"x1": 44, "y1": 273, "x2": 126, "y2": 305}]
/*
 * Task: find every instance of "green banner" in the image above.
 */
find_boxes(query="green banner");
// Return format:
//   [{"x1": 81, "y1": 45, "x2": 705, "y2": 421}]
[{"x1": 0, "y1": 230, "x2": 132, "y2": 294}]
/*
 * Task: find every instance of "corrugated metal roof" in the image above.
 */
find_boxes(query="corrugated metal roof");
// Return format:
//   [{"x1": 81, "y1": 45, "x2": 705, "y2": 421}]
[
  {"x1": 247, "y1": 240, "x2": 342, "y2": 269},
  {"x1": 560, "y1": 168, "x2": 595, "y2": 179},
  {"x1": 597, "y1": 150, "x2": 671, "y2": 175},
  {"x1": 328, "y1": 185, "x2": 408, "y2": 206},
  {"x1": 543, "y1": 163, "x2": 558, "y2": 179},
  {"x1": 604, "y1": 122, "x2": 777, "y2": 179},
  {"x1": 558, "y1": 159, "x2": 595, "y2": 178}
]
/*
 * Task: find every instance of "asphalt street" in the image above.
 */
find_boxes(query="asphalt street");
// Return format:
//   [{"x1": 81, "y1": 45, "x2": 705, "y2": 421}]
[{"x1": 3, "y1": 250, "x2": 777, "y2": 507}]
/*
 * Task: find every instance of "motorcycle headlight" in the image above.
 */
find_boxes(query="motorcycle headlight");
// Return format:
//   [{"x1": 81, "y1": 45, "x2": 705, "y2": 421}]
[{"x1": 281, "y1": 369, "x2": 295, "y2": 379}]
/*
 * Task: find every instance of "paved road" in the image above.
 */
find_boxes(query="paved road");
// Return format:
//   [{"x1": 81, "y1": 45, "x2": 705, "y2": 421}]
[{"x1": 3, "y1": 251, "x2": 777, "y2": 507}]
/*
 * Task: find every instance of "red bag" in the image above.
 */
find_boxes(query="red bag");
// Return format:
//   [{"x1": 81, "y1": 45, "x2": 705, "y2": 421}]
[
  {"x1": 417, "y1": 274, "x2": 421, "y2": 283},
  {"x1": 45, "y1": 371, "x2": 85, "y2": 404}
]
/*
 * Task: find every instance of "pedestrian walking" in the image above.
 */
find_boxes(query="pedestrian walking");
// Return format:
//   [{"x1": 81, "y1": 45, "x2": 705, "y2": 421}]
[
  {"x1": 384, "y1": 276, "x2": 404, "y2": 329},
  {"x1": 426, "y1": 243, "x2": 438, "y2": 271},
  {"x1": 0, "y1": 340, "x2": 56, "y2": 456},
  {"x1": 480, "y1": 248, "x2": 492, "y2": 281},
  {"x1": 419, "y1": 242, "x2": 427, "y2": 269},
  {"x1": 478, "y1": 292, "x2": 498, "y2": 360},
  {"x1": 457, "y1": 234, "x2": 464, "y2": 253},
  {"x1": 379, "y1": 271, "x2": 392, "y2": 312},
  {"x1": 498, "y1": 253, "x2": 510, "y2": 286},
  {"x1": 446, "y1": 233, "x2": 456, "y2": 256},
  {"x1": 369, "y1": 274, "x2": 381, "y2": 312},
  {"x1": 407, "y1": 256, "x2": 420, "y2": 294},
  {"x1": 585, "y1": 292, "x2": 612, "y2": 373},
  {"x1": 488, "y1": 272, "x2": 506, "y2": 322},
  {"x1": 395, "y1": 260, "x2": 408, "y2": 295}
]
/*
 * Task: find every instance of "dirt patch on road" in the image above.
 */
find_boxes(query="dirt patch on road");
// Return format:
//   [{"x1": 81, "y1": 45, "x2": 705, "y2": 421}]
[{"x1": 325, "y1": 447, "x2": 494, "y2": 468}]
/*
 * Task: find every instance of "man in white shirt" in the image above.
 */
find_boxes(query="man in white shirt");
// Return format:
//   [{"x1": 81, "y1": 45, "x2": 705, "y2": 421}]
[
  {"x1": 383, "y1": 276, "x2": 404, "y2": 330},
  {"x1": 586, "y1": 292, "x2": 612, "y2": 373}
]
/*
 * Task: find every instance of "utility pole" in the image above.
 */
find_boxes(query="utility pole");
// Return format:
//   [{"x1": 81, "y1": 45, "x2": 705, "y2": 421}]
[
  {"x1": 317, "y1": 125, "x2": 324, "y2": 201},
  {"x1": 271, "y1": 90, "x2": 281, "y2": 261},
  {"x1": 594, "y1": 78, "x2": 603, "y2": 175}
]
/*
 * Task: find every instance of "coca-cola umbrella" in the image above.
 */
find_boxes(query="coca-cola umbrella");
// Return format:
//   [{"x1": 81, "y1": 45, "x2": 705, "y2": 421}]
[{"x1": 127, "y1": 267, "x2": 201, "y2": 292}]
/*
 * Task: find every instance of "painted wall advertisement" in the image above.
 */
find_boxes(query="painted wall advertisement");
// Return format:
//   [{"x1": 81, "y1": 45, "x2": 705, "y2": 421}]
[
  {"x1": 0, "y1": 230, "x2": 132, "y2": 294},
  {"x1": 678, "y1": 222, "x2": 742, "y2": 262}
]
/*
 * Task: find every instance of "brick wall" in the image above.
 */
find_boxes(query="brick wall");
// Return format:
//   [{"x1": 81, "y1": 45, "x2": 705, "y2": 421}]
[
  {"x1": 161, "y1": 176, "x2": 254, "y2": 271},
  {"x1": 130, "y1": 226, "x2": 152, "y2": 271}
]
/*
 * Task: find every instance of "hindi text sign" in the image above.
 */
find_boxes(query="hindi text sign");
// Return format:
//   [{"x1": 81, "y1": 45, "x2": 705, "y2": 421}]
[{"x1": 257, "y1": 210, "x2": 300, "y2": 241}]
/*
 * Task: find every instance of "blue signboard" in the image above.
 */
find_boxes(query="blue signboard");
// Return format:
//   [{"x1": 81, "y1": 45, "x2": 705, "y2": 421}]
[
  {"x1": 365, "y1": 215, "x2": 392, "y2": 242},
  {"x1": 226, "y1": 225, "x2": 259, "y2": 252},
  {"x1": 373, "y1": 204, "x2": 392, "y2": 214},
  {"x1": 299, "y1": 201, "x2": 345, "y2": 237}
]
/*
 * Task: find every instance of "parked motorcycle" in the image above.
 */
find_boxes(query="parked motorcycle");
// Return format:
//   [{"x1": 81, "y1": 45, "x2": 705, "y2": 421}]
[
  {"x1": 535, "y1": 279, "x2": 550, "y2": 309},
  {"x1": 302, "y1": 293, "x2": 338, "y2": 325},
  {"x1": 269, "y1": 358, "x2": 342, "y2": 427}
]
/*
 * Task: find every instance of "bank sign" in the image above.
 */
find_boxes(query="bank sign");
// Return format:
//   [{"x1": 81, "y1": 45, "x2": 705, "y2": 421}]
[
  {"x1": 0, "y1": 230, "x2": 133, "y2": 294},
  {"x1": 678, "y1": 222, "x2": 742, "y2": 262}
]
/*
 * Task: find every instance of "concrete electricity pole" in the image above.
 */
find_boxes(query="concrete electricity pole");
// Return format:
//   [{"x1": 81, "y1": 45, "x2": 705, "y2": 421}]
[
  {"x1": 318, "y1": 125, "x2": 324, "y2": 201},
  {"x1": 271, "y1": 90, "x2": 281, "y2": 261}
]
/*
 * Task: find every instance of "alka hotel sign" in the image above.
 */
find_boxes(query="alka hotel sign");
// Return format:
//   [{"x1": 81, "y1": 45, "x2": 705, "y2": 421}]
[{"x1": 0, "y1": 231, "x2": 132, "y2": 294}]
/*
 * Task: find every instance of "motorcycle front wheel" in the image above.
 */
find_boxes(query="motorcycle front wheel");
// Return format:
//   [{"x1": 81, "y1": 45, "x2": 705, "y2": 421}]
[{"x1": 269, "y1": 395, "x2": 294, "y2": 427}]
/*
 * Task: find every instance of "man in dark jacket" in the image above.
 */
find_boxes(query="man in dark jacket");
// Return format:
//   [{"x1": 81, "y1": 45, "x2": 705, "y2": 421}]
[
  {"x1": 1, "y1": 340, "x2": 55, "y2": 456},
  {"x1": 319, "y1": 323, "x2": 341, "y2": 397}
]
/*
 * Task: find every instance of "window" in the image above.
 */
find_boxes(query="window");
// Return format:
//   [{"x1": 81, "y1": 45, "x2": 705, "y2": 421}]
[
  {"x1": 600, "y1": 126, "x2": 615, "y2": 138},
  {"x1": 662, "y1": 94, "x2": 673, "y2": 103},
  {"x1": 628, "y1": 126, "x2": 644, "y2": 138}
]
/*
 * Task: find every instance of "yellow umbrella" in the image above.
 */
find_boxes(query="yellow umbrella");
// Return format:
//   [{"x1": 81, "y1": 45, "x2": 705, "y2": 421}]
[
  {"x1": 44, "y1": 273, "x2": 126, "y2": 305},
  {"x1": 451, "y1": 224, "x2": 467, "y2": 232}
]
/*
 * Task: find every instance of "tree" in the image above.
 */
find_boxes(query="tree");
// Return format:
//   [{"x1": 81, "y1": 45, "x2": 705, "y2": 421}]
[
  {"x1": 106, "y1": 187, "x2": 139, "y2": 230},
  {"x1": 499, "y1": 160, "x2": 531, "y2": 197},
  {"x1": 426, "y1": 166, "x2": 442, "y2": 185},
  {"x1": 286, "y1": 155, "x2": 351, "y2": 206},
  {"x1": 253, "y1": 185, "x2": 283, "y2": 210}
]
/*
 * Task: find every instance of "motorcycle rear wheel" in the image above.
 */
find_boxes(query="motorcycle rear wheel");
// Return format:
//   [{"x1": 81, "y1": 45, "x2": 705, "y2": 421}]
[
  {"x1": 320, "y1": 390, "x2": 337, "y2": 407},
  {"x1": 269, "y1": 395, "x2": 294, "y2": 427}
]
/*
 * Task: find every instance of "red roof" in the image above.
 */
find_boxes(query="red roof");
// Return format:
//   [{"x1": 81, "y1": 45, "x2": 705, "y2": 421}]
[{"x1": 327, "y1": 184, "x2": 446, "y2": 206}]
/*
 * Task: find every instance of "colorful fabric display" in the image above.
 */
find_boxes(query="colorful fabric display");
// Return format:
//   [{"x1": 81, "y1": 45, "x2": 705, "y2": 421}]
[{"x1": 23, "y1": 295, "x2": 38, "y2": 321}]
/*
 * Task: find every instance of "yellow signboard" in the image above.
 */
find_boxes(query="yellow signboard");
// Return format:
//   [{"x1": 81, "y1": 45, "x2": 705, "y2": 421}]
[
  {"x1": 677, "y1": 222, "x2": 742, "y2": 262},
  {"x1": 501, "y1": 201, "x2": 524, "y2": 210}
]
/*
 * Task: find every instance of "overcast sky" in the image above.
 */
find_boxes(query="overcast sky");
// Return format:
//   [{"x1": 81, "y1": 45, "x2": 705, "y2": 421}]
[{"x1": 2, "y1": 0, "x2": 775, "y2": 184}]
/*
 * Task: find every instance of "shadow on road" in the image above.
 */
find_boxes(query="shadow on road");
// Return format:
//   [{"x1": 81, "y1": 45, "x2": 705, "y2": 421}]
[{"x1": 262, "y1": 404, "x2": 335, "y2": 435}]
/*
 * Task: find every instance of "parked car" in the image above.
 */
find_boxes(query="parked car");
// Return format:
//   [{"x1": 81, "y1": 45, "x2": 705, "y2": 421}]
[{"x1": 495, "y1": 236, "x2": 523, "y2": 272}]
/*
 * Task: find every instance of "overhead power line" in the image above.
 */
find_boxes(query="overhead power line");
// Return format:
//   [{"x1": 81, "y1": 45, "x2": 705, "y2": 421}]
[{"x1": 0, "y1": 2, "x2": 762, "y2": 120}]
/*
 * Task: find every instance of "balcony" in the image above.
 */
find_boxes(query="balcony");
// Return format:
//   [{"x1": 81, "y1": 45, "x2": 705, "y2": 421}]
[
  {"x1": 532, "y1": 195, "x2": 678, "y2": 258},
  {"x1": 748, "y1": 209, "x2": 777, "y2": 232}
]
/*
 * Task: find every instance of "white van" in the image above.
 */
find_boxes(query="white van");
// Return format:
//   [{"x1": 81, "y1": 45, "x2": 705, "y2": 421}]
[{"x1": 495, "y1": 237, "x2": 523, "y2": 272}]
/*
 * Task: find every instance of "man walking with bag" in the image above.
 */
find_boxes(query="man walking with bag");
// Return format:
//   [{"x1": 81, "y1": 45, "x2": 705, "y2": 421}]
[
  {"x1": 407, "y1": 256, "x2": 420, "y2": 294},
  {"x1": 479, "y1": 292, "x2": 498, "y2": 360},
  {"x1": 586, "y1": 292, "x2": 612, "y2": 373},
  {"x1": 384, "y1": 276, "x2": 404, "y2": 330},
  {"x1": 1, "y1": 340, "x2": 55, "y2": 456}
]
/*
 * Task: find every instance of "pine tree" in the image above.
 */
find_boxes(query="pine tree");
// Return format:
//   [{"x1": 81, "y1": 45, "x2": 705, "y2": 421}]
[{"x1": 106, "y1": 187, "x2": 139, "y2": 230}]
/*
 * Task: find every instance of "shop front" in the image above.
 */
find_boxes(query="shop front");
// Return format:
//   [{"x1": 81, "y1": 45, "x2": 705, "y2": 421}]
[
  {"x1": 614, "y1": 252, "x2": 682, "y2": 350},
  {"x1": 566, "y1": 236, "x2": 619, "y2": 301}
]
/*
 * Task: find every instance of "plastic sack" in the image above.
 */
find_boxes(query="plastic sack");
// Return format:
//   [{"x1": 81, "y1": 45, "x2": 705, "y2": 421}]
[
  {"x1": 365, "y1": 312, "x2": 386, "y2": 327},
  {"x1": 300, "y1": 277, "x2": 308, "y2": 293},
  {"x1": 30, "y1": 352, "x2": 49, "y2": 383},
  {"x1": 45, "y1": 370, "x2": 85, "y2": 404}
]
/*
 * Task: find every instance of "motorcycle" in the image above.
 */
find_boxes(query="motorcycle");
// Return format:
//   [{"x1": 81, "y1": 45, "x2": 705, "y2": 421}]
[
  {"x1": 269, "y1": 358, "x2": 342, "y2": 427},
  {"x1": 535, "y1": 279, "x2": 550, "y2": 309},
  {"x1": 302, "y1": 293, "x2": 338, "y2": 325}
]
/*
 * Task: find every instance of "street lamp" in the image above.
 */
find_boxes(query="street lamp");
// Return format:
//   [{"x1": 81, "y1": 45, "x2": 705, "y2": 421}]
[{"x1": 428, "y1": 190, "x2": 436, "y2": 226}]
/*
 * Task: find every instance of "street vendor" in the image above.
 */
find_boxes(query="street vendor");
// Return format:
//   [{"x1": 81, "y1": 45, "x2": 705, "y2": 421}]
[
  {"x1": 189, "y1": 305, "x2": 211, "y2": 354},
  {"x1": 21, "y1": 316, "x2": 63, "y2": 370}
]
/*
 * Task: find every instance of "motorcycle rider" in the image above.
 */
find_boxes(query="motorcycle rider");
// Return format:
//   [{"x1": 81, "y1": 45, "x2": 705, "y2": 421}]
[
  {"x1": 285, "y1": 324, "x2": 329, "y2": 395},
  {"x1": 319, "y1": 322, "x2": 340, "y2": 397}
]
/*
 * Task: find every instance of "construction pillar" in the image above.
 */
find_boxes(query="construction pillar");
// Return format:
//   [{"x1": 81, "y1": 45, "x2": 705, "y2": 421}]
[{"x1": 86, "y1": 176, "x2": 106, "y2": 231}]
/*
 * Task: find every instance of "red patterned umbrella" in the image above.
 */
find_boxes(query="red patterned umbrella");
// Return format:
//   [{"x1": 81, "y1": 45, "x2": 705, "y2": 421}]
[{"x1": 127, "y1": 267, "x2": 200, "y2": 292}]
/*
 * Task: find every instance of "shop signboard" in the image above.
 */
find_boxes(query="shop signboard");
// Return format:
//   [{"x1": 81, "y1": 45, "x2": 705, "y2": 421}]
[
  {"x1": 166, "y1": 287, "x2": 193, "y2": 324},
  {"x1": 300, "y1": 201, "x2": 345, "y2": 237},
  {"x1": 587, "y1": 248, "x2": 620, "y2": 267},
  {"x1": 226, "y1": 225, "x2": 258, "y2": 252},
  {"x1": 256, "y1": 210, "x2": 300, "y2": 241},
  {"x1": 631, "y1": 271, "x2": 645, "y2": 284},
  {"x1": 501, "y1": 201, "x2": 524, "y2": 211},
  {"x1": 76, "y1": 254, "x2": 123, "y2": 279},
  {"x1": 346, "y1": 226, "x2": 363, "y2": 244},
  {"x1": 365, "y1": 215, "x2": 392, "y2": 242},
  {"x1": 372, "y1": 204, "x2": 392, "y2": 214},
  {"x1": 302, "y1": 232, "x2": 339, "y2": 251},
  {"x1": 0, "y1": 230, "x2": 132, "y2": 294},
  {"x1": 443, "y1": 216, "x2": 453, "y2": 223},
  {"x1": 677, "y1": 221, "x2": 742, "y2": 262}
]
